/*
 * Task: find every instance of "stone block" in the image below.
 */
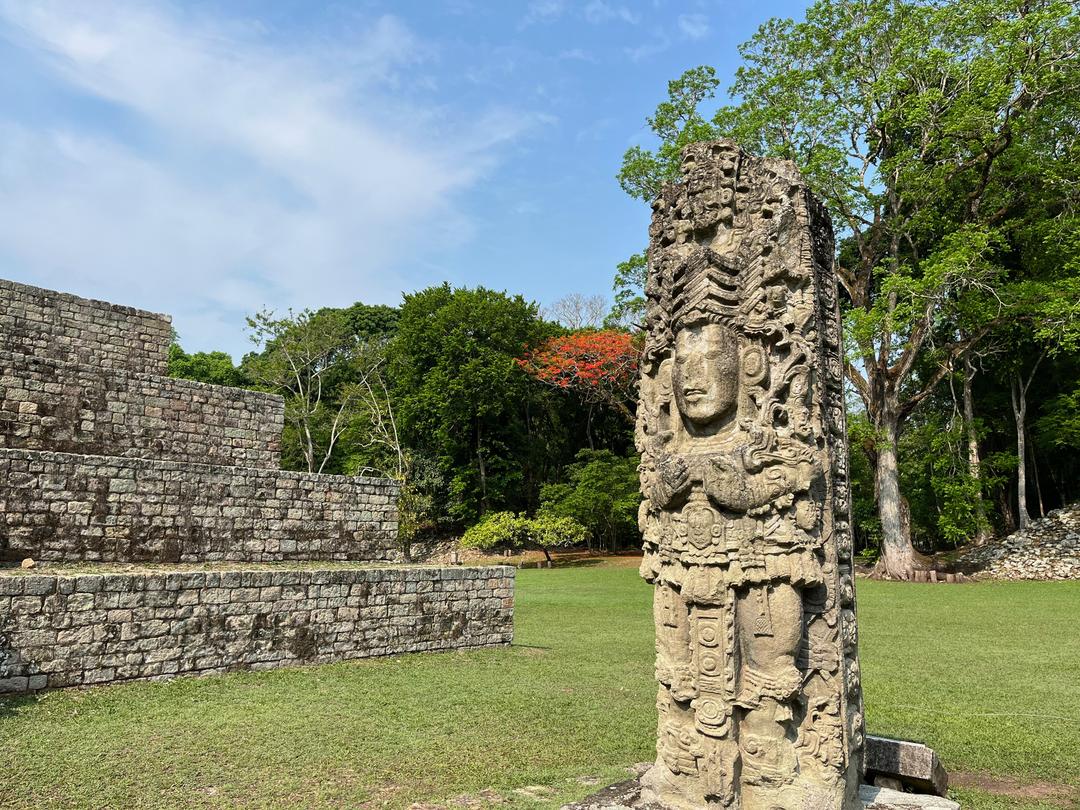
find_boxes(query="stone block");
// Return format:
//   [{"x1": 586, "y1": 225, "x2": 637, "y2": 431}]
[{"x1": 865, "y1": 736, "x2": 949, "y2": 796}]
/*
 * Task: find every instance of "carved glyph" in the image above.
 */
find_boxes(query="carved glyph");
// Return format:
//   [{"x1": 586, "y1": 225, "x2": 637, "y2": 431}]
[{"x1": 636, "y1": 141, "x2": 864, "y2": 810}]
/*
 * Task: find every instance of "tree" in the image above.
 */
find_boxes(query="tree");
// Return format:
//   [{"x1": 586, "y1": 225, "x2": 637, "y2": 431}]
[
  {"x1": 545, "y1": 293, "x2": 608, "y2": 330},
  {"x1": 617, "y1": 0, "x2": 1080, "y2": 577},
  {"x1": 517, "y1": 330, "x2": 640, "y2": 431},
  {"x1": 243, "y1": 308, "x2": 383, "y2": 475},
  {"x1": 607, "y1": 252, "x2": 649, "y2": 328},
  {"x1": 168, "y1": 344, "x2": 249, "y2": 388},
  {"x1": 999, "y1": 278, "x2": 1080, "y2": 528},
  {"x1": 539, "y1": 450, "x2": 641, "y2": 552},
  {"x1": 387, "y1": 284, "x2": 561, "y2": 525},
  {"x1": 459, "y1": 511, "x2": 587, "y2": 563}
]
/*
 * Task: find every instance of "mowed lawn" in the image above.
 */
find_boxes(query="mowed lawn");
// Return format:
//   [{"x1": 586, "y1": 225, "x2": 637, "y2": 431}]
[{"x1": 1, "y1": 565, "x2": 1077, "y2": 810}]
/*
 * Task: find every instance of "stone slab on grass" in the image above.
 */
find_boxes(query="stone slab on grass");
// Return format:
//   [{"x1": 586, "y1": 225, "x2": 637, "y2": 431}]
[{"x1": 866, "y1": 735, "x2": 949, "y2": 796}]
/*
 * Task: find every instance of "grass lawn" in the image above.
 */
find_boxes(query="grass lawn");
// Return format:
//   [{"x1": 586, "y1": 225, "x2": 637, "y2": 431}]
[{"x1": 1, "y1": 564, "x2": 1077, "y2": 809}]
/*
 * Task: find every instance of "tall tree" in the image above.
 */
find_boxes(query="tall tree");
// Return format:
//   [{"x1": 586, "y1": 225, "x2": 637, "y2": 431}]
[
  {"x1": 617, "y1": 0, "x2": 1080, "y2": 577},
  {"x1": 517, "y1": 330, "x2": 640, "y2": 430},
  {"x1": 387, "y1": 284, "x2": 560, "y2": 525}
]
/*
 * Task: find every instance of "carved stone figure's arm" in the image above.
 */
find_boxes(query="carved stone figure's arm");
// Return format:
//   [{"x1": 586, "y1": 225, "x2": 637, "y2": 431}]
[
  {"x1": 643, "y1": 452, "x2": 691, "y2": 507},
  {"x1": 706, "y1": 456, "x2": 820, "y2": 512}
]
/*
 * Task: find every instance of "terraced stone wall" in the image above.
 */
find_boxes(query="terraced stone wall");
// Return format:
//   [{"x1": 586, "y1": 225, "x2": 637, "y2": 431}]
[
  {"x1": 0, "y1": 449, "x2": 400, "y2": 564},
  {"x1": 0, "y1": 566, "x2": 515, "y2": 693},
  {"x1": 0, "y1": 279, "x2": 172, "y2": 374},
  {"x1": 0, "y1": 351, "x2": 283, "y2": 468}
]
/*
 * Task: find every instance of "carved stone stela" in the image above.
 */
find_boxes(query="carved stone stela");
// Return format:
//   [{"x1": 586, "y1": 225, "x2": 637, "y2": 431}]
[{"x1": 636, "y1": 141, "x2": 864, "y2": 810}]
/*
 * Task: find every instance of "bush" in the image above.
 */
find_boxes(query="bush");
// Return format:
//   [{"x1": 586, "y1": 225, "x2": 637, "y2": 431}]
[{"x1": 459, "y1": 511, "x2": 588, "y2": 562}]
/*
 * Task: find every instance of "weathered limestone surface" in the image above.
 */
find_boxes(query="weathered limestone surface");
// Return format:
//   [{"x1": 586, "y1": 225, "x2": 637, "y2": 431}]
[
  {"x1": 865, "y1": 736, "x2": 948, "y2": 796},
  {"x1": 635, "y1": 142, "x2": 863, "y2": 809},
  {"x1": 0, "y1": 350, "x2": 284, "y2": 468},
  {"x1": 0, "y1": 449, "x2": 400, "y2": 564},
  {"x1": 0, "y1": 566, "x2": 514, "y2": 693},
  {"x1": 0, "y1": 278, "x2": 172, "y2": 375}
]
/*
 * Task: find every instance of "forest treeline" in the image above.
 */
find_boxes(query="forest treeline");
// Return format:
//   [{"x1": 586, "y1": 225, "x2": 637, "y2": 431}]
[{"x1": 171, "y1": 0, "x2": 1080, "y2": 574}]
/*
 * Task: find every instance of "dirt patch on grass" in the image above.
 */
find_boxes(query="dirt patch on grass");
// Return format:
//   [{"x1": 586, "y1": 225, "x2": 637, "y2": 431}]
[{"x1": 952, "y1": 772, "x2": 1079, "y2": 808}]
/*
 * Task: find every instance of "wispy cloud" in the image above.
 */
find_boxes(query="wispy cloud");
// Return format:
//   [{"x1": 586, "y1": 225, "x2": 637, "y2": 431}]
[
  {"x1": 583, "y1": 1, "x2": 640, "y2": 25},
  {"x1": 558, "y1": 47, "x2": 596, "y2": 62},
  {"x1": 520, "y1": 0, "x2": 566, "y2": 28},
  {"x1": 0, "y1": 1, "x2": 542, "y2": 355},
  {"x1": 624, "y1": 34, "x2": 671, "y2": 62},
  {"x1": 677, "y1": 13, "x2": 710, "y2": 40}
]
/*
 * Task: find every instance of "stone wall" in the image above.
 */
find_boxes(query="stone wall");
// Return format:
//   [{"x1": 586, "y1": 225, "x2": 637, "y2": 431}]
[
  {"x1": 0, "y1": 351, "x2": 284, "y2": 468},
  {"x1": 0, "y1": 279, "x2": 172, "y2": 375},
  {"x1": 0, "y1": 449, "x2": 400, "y2": 564},
  {"x1": 0, "y1": 566, "x2": 514, "y2": 692}
]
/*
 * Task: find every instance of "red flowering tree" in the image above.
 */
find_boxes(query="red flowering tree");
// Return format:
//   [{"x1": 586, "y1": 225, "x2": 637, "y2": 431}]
[{"x1": 517, "y1": 330, "x2": 639, "y2": 425}]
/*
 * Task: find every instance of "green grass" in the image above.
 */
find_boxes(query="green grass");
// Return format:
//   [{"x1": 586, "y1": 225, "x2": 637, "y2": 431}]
[{"x1": 1, "y1": 567, "x2": 1077, "y2": 809}]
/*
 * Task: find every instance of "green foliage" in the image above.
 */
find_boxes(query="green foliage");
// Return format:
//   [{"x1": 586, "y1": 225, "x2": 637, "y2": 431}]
[
  {"x1": 339, "y1": 301, "x2": 399, "y2": 341},
  {"x1": 459, "y1": 511, "x2": 587, "y2": 553},
  {"x1": 529, "y1": 513, "x2": 589, "y2": 548},
  {"x1": 387, "y1": 451, "x2": 446, "y2": 559},
  {"x1": 846, "y1": 412, "x2": 883, "y2": 556},
  {"x1": 539, "y1": 450, "x2": 640, "y2": 551},
  {"x1": 606, "y1": 251, "x2": 648, "y2": 328},
  {"x1": 167, "y1": 344, "x2": 249, "y2": 388},
  {"x1": 460, "y1": 511, "x2": 528, "y2": 551},
  {"x1": 388, "y1": 284, "x2": 561, "y2": 525},
  {"x1": 617, "y1": 65, "x2": 721, "y2": 204},
  {"x1": 243, "y1": 308, "x2": 384, "y2": 475},
  {"x1": 899, "y1": 414, "x2": 988, "y2": 548},
  {"x1": 1034, "y1": 384, "x2": 1080, "y2": 451},
  {"x1": 618, "y1": 0, "x2": 1080, "y2": 554}
]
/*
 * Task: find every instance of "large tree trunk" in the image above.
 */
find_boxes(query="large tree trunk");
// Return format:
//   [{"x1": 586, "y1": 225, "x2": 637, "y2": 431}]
[
  {"x1": 963, "y1": 357, "x2": 990, "y2": 544},
  {"x1": 1011, "y1": 374, "x2": 1031, "y2": 530},
  {"x1": 874, "y1": 416, "x2": 915, "y2": 579}
]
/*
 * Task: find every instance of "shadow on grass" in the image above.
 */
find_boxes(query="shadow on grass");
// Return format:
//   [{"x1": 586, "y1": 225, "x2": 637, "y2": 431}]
[{"x1": 0, "y1": 692, "x2": 41, "y2": 719}]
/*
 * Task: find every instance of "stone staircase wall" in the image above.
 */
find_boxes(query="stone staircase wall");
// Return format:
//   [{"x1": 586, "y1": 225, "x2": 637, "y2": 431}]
[
  {"x1": 0, "y1": 350, "x2": 284, "y2": 468},
  {"x1": 0, "y1": 279, "x2": 172, "y2": 374},
  {"x1": 0, "y1": 278, "x2": 513, "y2": 694},
  {"x1": 0, "y1": 449, "x2": 399, "y2": 564}
]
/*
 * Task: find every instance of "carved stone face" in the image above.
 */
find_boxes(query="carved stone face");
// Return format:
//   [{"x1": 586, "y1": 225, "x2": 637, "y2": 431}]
[{"x1": 672, "y1": 322, "x2": 739, "y2": 428}]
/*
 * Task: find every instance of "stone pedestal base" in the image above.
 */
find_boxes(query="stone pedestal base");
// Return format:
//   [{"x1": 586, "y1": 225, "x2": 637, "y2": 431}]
[{"x1": 562, "y1": 780, "x2": 959, "y2": 810}]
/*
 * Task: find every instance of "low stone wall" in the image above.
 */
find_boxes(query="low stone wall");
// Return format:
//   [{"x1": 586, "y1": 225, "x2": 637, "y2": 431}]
[
  {"x1": 0, "y1": 565, "x2": 514, "y2": 692},
  {"x1": 0, "y1": 279, "x2": 172, "y2": 375},
  {"x1": 0, "y1": 449, "x2": 400, "y2": 564},
  {"x1": 0, "y1": 351, "x2": 284, "y2": 468}
]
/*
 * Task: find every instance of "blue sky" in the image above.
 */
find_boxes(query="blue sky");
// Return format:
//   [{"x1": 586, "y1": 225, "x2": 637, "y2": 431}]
[{"x1": 0, "y1": 0, "x2": 812, "y2": 358}]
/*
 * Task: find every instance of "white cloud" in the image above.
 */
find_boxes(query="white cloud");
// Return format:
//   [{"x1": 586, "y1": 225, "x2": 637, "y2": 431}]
[
  {"x1": 624, "y1": 34, "x2": 671, "y2": 62},
  {"x1": 677, "y1": 13, "x2": 710, "y2": 40},
  {"x1": 558, "y1": 47, "x2": 596, "y2": 62},
  {"x1": 583, "y1": 1, "x2": 640, "y2": 25},
  {"x1": 0, "y1": 2, "x2": 540, "y2": 355},
  {"x1": 520, "y1": 0, "x2": 566, "y2": 28}
]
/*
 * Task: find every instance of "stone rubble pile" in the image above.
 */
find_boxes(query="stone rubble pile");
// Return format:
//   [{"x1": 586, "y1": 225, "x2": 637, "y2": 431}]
[{"x1": 956, "y1": 503, "x2": 1080, "y2": 580}]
